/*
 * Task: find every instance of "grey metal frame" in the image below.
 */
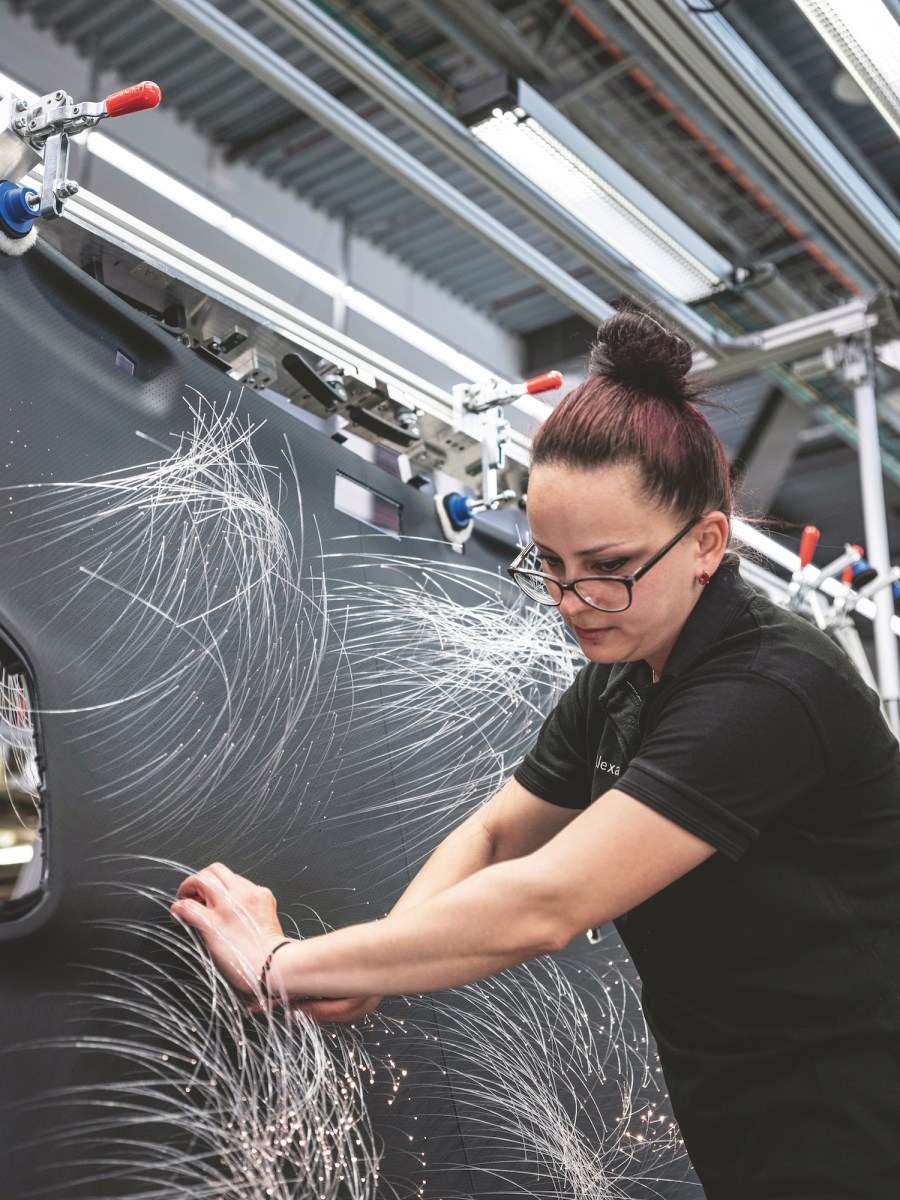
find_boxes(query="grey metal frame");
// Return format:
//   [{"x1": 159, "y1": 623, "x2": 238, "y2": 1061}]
[
  {"x1": 151, "y1": 0, "x2": 900, "y2": 398},
  {"x1": 834, "y1": 338, "x2": 900, "y2": 737}
]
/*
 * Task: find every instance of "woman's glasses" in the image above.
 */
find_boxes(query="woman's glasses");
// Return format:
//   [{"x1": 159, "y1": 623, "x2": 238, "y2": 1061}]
[{"x1": 507, "y1": 515, "x2": 703, "y2": 613}]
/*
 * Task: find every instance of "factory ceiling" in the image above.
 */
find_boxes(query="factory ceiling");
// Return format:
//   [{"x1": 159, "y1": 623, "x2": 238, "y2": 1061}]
[{"x1": 5, "y1": 0, "x2": 900, "y2": 569}]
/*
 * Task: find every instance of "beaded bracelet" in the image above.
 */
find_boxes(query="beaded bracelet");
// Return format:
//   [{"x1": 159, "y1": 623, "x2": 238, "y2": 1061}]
[{"x1": 259, "y1": 939, "x2": 293, "y2": 1000}]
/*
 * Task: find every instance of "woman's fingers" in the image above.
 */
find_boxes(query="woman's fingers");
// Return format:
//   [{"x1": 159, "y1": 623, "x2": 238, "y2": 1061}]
[
  {"x1": 174, "y1": 870, "x2": 224, "y2": 905},
  {"x1": 174, "y1": 863, "x2": 233, "y2": 898},
  {"x1": 174, "y1": 865, "x2": 270, "y2": 915},
  {"x1": 174, "y1": 874, "x2": 208, "y2": 904},
  {"x1": 170, "y1": 866, "x2": 286, "y2": 997},
  {"x1": 205, "y1": 861, "x2": 238, "y2": 887},
  {"x1": 171, "y1": 895, "x2": 214, "y2": 931}
]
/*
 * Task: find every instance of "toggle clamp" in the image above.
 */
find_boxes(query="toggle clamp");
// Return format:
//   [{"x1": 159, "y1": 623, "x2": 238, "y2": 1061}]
[
  {"x1": 436, "y1": 371, "x2": 564, "y2": 546},
  {"x1": 0, "y1": 81, "x2": 161, "y2": 247},
  {"x1": 785, "y1": 525, "x2": 863, "y2": 630}
]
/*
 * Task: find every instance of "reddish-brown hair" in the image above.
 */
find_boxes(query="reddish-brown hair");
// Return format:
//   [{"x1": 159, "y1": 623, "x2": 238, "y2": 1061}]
[{"x1": 531, "y1": 309, "x2": 732, "y2": 521}]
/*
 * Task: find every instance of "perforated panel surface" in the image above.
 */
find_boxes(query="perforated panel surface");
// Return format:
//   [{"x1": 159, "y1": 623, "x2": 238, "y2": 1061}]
[{"x1": 0, "y1": 242, "x2": 699, "y2": 1199}]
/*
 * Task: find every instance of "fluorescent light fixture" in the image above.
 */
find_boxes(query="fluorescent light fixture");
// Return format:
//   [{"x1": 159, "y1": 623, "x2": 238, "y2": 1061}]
[
  {"x1": 0, "y1": 844, "x2": 34, "y2": 867},
  {"x1": 460, "y1": 77, "x2": 732, "y2": 303},
  {"x1": 794, "y1": 0, "x2": 900, "y2": 140}
]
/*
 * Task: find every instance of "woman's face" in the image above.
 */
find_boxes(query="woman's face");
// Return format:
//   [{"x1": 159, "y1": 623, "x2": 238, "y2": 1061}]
[{"x1": 525, "y1": 460, "x2": 726, "y2": 673}]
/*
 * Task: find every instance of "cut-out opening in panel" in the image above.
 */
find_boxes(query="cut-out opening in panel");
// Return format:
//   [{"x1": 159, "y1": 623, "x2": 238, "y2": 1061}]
[
  {"x1": 114, "y1": 349, "x2": 135, "y2": 376},
  {"x1": 334, "y1": 472, "x2": 402, "y2": 538},
  {"x1": 0, "y1": 645, "x2": 44, "y2": 919}
]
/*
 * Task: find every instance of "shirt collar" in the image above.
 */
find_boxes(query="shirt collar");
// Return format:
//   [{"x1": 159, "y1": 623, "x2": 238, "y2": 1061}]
[{"x1": 659, "y1": 552, "x2": 754, "y2": 681}]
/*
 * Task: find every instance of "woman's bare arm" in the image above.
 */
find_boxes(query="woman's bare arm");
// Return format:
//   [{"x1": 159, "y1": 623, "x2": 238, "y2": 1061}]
[
  {"x1": 172, "y1": 789, "x2": 714, "y2": 1015},
  {"x1": 388, "y1": 777, "x2": 579, "y2": 918}
]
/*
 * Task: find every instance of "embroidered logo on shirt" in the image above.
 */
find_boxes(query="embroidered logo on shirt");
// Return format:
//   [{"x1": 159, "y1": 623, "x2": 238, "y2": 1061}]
[{"x1": 596, "y1": 756, "x2": 621, "y2": 776}]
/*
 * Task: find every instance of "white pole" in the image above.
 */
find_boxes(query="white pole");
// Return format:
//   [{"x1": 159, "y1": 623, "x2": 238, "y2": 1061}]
[{"x1": 849, "y1": 339, "x2": 900, "y2": 738}]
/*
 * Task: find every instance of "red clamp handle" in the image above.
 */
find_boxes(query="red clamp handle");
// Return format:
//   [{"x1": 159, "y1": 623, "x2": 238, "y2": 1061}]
[
  {"x1": 526, "y1": 371, "x2": 564, "y2": 395},
  {"x1": 105, "y1": 81, "x2": 162, "y2": 118},
  {"x1": 799, "y1": 525, "x2": 819, "y2": 569}
]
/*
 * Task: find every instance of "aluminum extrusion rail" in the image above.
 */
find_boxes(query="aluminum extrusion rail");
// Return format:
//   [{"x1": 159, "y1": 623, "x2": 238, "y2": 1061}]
[
  {"x1": 847, "y1": 340, "x2": 900, "y2": 735},
  {"x1": 694, "y1": 300, "x2": 877, "y2": 384},
  {"x1": 54, "y1": 180, "x2": 534, "y2": 466}
]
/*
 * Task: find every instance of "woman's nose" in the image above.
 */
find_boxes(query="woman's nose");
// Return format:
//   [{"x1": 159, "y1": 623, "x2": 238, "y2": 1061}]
[{"x1": 557, "y1": 585, "x2": 591, "y2": 619}]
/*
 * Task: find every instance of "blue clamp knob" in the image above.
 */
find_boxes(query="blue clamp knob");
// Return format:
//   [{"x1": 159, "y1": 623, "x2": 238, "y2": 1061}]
[
  {"x1": 0, "y1": 181, "x2": 39, "y2": 238},
  {"x1": 851, "y1": 554, "x2": 900, "y2": 601},
  {"x1": 444, "y1": 493, "x2": 473, "y2": 531}
]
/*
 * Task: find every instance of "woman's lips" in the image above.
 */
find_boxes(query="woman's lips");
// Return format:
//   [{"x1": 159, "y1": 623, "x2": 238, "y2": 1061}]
[{"x1": 571, "y1": 625, "x2": 613, "y2": 641}]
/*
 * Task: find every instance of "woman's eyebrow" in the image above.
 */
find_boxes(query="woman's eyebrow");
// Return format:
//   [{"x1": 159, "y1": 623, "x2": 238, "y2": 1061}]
[{"x1": 534, "y1": 540, "x2": 630, "y2": 556}]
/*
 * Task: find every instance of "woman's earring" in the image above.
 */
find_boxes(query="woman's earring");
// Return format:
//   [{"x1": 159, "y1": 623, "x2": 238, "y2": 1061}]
[{"x1": 698, "y1": 572, "x2": 711, "y2": 586}]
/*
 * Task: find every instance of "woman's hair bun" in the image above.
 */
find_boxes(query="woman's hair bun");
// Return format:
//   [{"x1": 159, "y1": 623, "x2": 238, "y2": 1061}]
[{"x1": 588, "y1": 308, "x2": 693, "y2": 397}]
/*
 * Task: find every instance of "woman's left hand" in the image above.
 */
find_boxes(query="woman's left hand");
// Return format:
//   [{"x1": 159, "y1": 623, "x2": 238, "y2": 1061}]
[{"x1": 172, "y1": 862, "x2": 286, "y2": 994}]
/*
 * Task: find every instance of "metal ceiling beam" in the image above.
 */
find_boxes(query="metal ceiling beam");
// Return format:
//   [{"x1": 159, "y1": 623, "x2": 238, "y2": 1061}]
[
  {"x1": 149, "y1": 0, "x2": 616, "y2": 330},
  {"x1": 148, "y1": 0, "x2": 900, "y2": 406},
  {"x1": 239, "y1": 0, "x2": 732, "y2": 353},
  {"x1": 397, "y1": 0, "x2": 501, "y2": 71},
  {"x1": 696, "y1": 298, "x2": 879, "y2": 384},
  {"x1": 408, "y1": 0, "x2": 550, "y2": 79},
  {"x1": 725, "y1": 4, "x2": 900, "y2": 218},
  {"x1": 603, "y1": 0, "x2": 900, "y2": 288}
]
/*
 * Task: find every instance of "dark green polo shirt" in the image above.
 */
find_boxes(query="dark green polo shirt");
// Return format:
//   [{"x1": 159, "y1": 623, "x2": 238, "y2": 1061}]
[{"x1": 515, "y1": 555, "x2": 900, "y2": 1199}]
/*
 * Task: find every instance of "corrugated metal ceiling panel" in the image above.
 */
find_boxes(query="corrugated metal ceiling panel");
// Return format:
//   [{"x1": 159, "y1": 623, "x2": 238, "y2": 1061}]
[
  {"x1": 6, "y1": 0, "x2": 864, "y2": 336},
  {"x1": 13, "y1": 0, "x2": 584, "y2": 328},
  {"x1": 10, "y1": 0, "x2": 899, "y2": 350}
]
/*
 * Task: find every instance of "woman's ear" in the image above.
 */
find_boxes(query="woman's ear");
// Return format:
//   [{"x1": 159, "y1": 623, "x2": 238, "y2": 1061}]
[{"x1": 697, "y1": 511, "x2": 730, "y2": 572}]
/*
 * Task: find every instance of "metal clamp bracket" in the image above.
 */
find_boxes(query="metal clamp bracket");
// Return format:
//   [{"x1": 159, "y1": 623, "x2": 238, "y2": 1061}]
[{"x1": 1, "y1": 82, "x2": 161, "y2": 223}]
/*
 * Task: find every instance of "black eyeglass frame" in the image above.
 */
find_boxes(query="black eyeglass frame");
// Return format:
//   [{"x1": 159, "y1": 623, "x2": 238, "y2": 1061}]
[{"x1": 507, "y1": 514, "x2": 705, "y2": 612}]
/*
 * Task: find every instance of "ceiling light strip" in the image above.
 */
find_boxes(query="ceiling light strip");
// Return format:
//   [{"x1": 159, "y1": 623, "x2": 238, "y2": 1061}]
[
  {"x1": 794, "y1": 0, "x2": 900, "y2": 141},
  {"x1": 471, "y1": 107, "x2": 721, "y2": 302}
]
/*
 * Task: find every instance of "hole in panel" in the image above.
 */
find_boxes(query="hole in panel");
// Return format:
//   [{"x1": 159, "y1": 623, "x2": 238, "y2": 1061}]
[
  {"x1": 0, "y1": 646, "x2": 44, "y2": 918},
  {"x1": 334, "y1": 472, "x2": 402, "y2": 538}
]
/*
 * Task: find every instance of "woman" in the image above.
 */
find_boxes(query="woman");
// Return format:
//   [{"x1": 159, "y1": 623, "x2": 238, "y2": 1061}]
[{"x1": 173, "y1": 310, "x2": 900, "y2": 1199}]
